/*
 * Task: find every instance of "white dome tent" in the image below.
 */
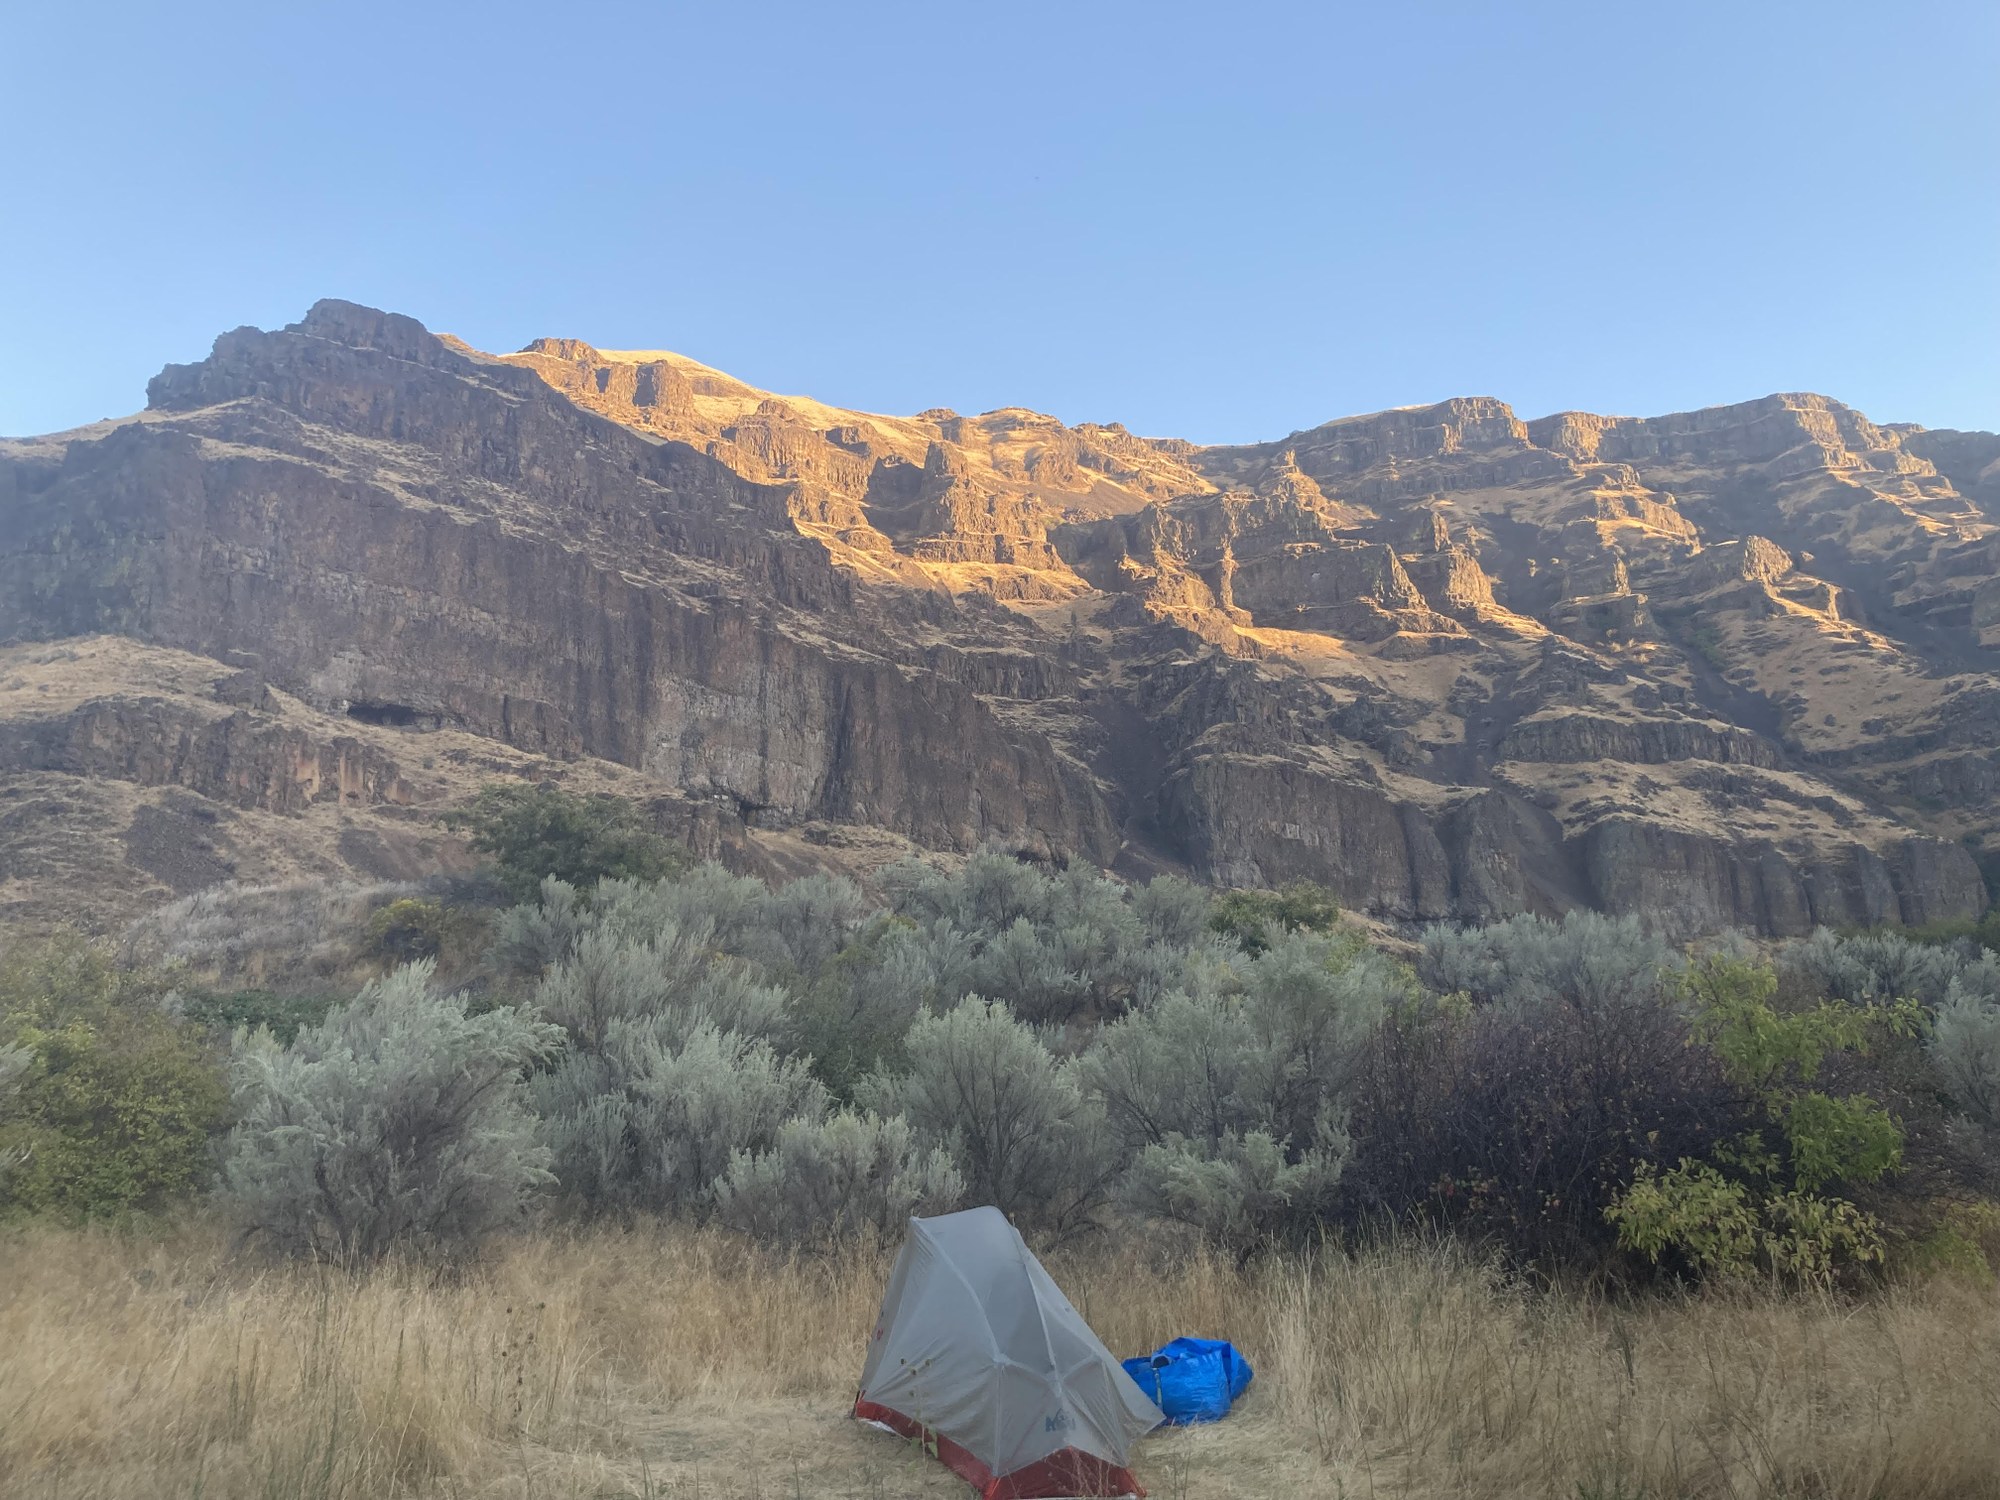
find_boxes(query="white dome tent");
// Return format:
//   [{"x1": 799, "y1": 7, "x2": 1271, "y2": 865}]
[{"x1": 854, "y1": 1207, "x2": 1164, "y2": 1499}]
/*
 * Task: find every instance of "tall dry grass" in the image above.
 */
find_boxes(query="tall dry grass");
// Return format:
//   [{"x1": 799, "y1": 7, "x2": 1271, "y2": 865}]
[
  {"x1": 2, "y1": 1222, "x2": 1996, "y2": 1500},
  {"x1": 118, "y1": 878, "x2": 418, "y2": 984}
]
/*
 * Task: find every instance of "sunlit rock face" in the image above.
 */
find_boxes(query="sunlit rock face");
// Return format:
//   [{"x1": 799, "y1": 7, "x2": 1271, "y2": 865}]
[{"x1": 2, "y1": 299, "x2": 1995, "y2": 936}]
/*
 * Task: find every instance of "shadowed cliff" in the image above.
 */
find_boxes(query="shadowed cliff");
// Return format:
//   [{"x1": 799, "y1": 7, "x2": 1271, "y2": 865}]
[{"x1": 3, "y1": 300, "x2": 1996, "y2": 936}]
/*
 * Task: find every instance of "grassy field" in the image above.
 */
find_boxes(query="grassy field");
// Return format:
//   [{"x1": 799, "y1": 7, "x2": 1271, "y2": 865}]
[{"x1": 4, "y1": 1225, "x2": 1998, "y2": 1500}]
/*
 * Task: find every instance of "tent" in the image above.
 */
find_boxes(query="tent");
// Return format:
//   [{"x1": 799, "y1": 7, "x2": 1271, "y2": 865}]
[{"x1": 854, "y1": 1207, "x2": 1164, "y2": 1499}]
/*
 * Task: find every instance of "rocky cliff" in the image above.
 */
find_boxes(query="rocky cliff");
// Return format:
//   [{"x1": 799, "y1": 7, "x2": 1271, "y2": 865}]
[{"x1": 2, "y1": 301, "x2": 1994, "y2": 936}]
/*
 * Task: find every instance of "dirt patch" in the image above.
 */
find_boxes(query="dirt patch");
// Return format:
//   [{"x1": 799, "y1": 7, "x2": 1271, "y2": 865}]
[{"x1": 122, "y1": 797, "x2": 237, "y2": 894}]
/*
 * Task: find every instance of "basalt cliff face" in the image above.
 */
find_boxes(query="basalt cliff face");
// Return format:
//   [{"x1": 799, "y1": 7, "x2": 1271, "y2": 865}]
[{"x1": 2, "y1": 300, "x2": 1996, "y2": 935}]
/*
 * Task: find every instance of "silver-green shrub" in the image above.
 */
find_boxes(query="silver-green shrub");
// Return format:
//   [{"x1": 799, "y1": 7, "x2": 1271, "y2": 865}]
[
  {"x1": 783, "y1": 919, "x2": 956, "y2": 1098},
  {"x1": 1087, "y1": 934, "x2": 1397, "y2": 1148},
  {"x1": 221, "y1": 962, "x2": 559, "y2": 1261},
  {"x1": 533, "y1": 1021, "x2": 826, "y2": 1217},
  {"x1": 863, "y1": 996, "x2": 1113, "y2": 1237},
  {"x1": 713, "y1": 1109, "x2": 962, "y2": 1246},
  {"x1": 1081, "y1": 932, "x2": 1395, "y2": 1248},
  {"x1": 499, "y1": 866, "x2": 781, "y2": 978},
  {"x1": 1083, "y1": 985, "x2": 1253, "y2": 1152},
  {"x1": 533, "y1": 925, "x2": 786, "y2": 1053},
  {"x1": 1125, "y1": 1120, "x2": 1351, "y2": 1256},
  {"x1": 507, "y1": 868, "x2": 834, "y2": 1217},
  {"x1": 743, "y1": 873, "x2": 871, "y2": 976},
  {"x1": 1418, "y1": 910, "x2": 1676, "y2": 1012},
  {"x1": 1932, "y1": 983, "x2": 2000, "y2": 1127},
  {"x1": 1781, "y1": 927, "x2": 2000, "y2": 1010},
  {"x1": 1237, "y1": 933, "x2": 1404, "y2": 1139},
  {"x1": 1132, "y1": 875, "x2": 1215, "y2": 949},
  {"x1": 494, "y1": 875, "x2": 590, "y2": 975},
  {"x1": 875, "y1": 850, "x2": 1216, "y2": 1023},
  {"x1": 966, "y1": 917, "x2": 1089, "y2": 1025},
  {"x1": 0, "y1": 1043, "x2": 28, "y2": 1189}
]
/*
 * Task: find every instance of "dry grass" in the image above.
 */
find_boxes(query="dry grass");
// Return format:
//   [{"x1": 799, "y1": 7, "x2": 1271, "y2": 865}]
[
  {"x1": 117, "y1": 878, "x2": 417, "y2": 985},
  {"x1": 3, "y1": 1223, "x2": 1996, "y2": 1500}
]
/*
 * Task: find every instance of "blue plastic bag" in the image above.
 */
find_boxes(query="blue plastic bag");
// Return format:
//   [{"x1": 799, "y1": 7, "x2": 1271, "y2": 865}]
[{"x1": 1121, "y1": 1337, "x2": 1254, "y2": 1424}]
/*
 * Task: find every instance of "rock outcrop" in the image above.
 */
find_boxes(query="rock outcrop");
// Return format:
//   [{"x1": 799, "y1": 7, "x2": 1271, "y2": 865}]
[
  {"x1": 0, "y1": 696, "x2": 413, "y2": 813},
  {"x1": 2, "y1": 300, "x2": 1996, "y2": 936}
]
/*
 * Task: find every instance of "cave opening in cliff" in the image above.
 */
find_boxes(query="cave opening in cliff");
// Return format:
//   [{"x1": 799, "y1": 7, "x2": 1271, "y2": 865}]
[{"x1": 345, "y1": 699, "x2": 429, "y2": 729}]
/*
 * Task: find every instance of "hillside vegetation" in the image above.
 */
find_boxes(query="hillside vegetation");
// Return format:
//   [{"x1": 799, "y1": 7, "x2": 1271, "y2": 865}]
[{"x1": 5, "y1": 790, "x2": 2000, "y2": 1497}]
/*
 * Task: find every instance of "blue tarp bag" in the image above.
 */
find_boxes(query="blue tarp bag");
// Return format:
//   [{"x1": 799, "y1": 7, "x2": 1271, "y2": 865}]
[{"x1": 1121, "y1": 1337, "x2": 1253, "y2": 1424}]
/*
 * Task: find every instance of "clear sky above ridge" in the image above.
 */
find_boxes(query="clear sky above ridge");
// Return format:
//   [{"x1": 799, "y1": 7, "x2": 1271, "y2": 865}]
[{"x1": 4, "y1": 0, "x2": 1995, "y2": 441}]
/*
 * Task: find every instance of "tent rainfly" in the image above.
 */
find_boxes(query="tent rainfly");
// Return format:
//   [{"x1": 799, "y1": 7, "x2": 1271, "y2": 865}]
[{"x1": 854, "y1": 1207, "x2": 1164, "y2": 1499}]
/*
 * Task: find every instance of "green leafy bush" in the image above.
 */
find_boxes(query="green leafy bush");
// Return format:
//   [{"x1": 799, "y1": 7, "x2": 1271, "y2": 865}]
[
  {"x1": 363, "y1": 897, "x2": 451, "y2": 964},
  {"x1": 0, "y1": 935, "x2": 229, "y2": 1221},
  {"x1": 1685, "y1": 958, "x2": 1915, "y2": 1193},
  {"x1": 443, "y1": 784, "x2": 691, "y2": 901},
  {"x1": 1605, "y1": 958, "x2": 1919, "y2": 1286},
  {"x1": 1208, "y1": 882, "x2": 1342, "y2": 955},
  {"x1": 1899, "y1": 1200, "x2": 2000, "y2": 1283},
  {"x1": 180, "y1": 988, "x2": 335, "y2": 1044},
  {"x1": 1610, "y1": 1159, "x2": 1887, "y2": 1284}
]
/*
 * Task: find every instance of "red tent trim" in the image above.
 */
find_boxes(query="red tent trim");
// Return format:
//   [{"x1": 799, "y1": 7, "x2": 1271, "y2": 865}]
[{"x1": 853, "y1": 1397, "x2": 1146, "y2": 1499}]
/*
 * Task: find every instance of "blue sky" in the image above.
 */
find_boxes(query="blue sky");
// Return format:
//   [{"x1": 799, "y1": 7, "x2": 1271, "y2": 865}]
[{"x1": 4, "y1": 1, "x2": 1995, "y2": 441}]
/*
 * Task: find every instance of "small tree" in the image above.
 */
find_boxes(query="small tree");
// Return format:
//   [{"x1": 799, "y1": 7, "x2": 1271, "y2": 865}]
[
  {"x1": 221, "y1": 962, "x2": 559, "y2": 1261},
  {"x1": 443, "y1": 784, "x2": 690, "y2": 901}
]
